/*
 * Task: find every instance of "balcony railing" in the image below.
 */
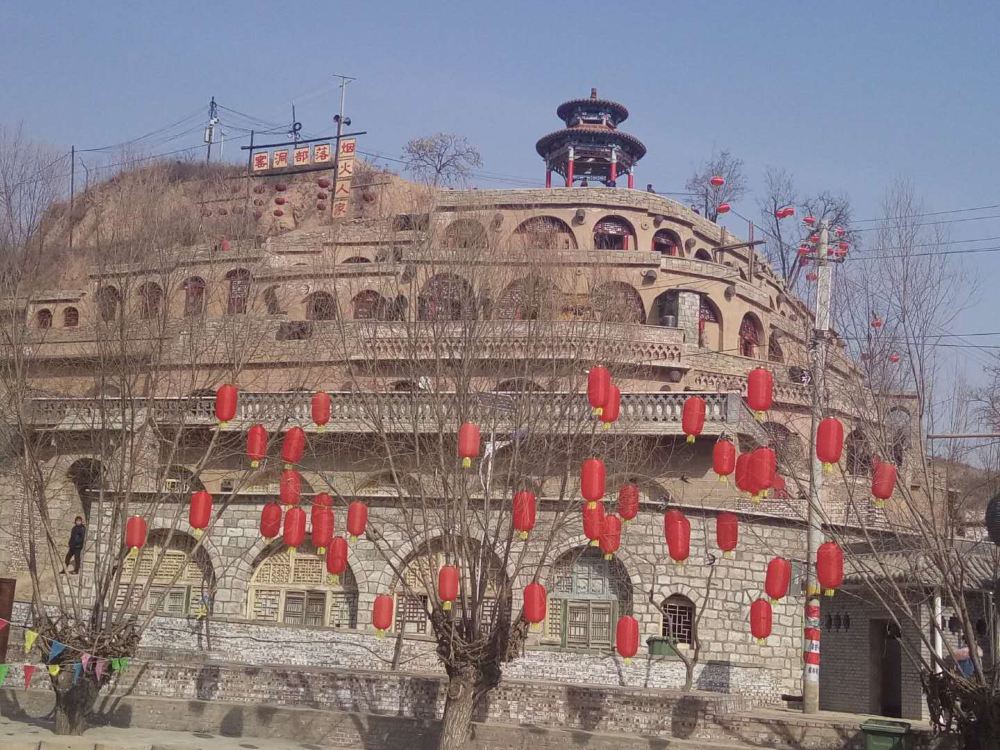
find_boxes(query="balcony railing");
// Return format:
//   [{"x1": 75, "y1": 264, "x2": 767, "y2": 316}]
[{"x1": 25, "y1": 390, "x2": 745, "y2": 437}]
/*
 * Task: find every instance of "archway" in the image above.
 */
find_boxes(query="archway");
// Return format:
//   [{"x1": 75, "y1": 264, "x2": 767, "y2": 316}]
[
  {"x1": 138, "y1": 282, "x2": 163, "y2": 320},
  {"x1": 593, "y1": 216, "x2": 636, "y2": 251},
  {"x1": 305, "y1": 291, "x2": 338, "y2": 321},
  {"x1": 699, "y1": 296, "x2": 722, "y2": 350},
  {"x1": 225, "y1": 269, "x2": 252, "y2": 315},
  {"x1": 768, "y1": 332, "x2": 785, "y2": 363},
  {"x1": 96, "y1": 286, "x2": 121, "y2": 323},
  {"x1": 118, "y1": 530, "x2": 216, "y2": 615},
  {"x1": 739, "y1": 313, "x2": 764, "y2": 358},
  {"x1": 62, "y1": 307, "x2": 79, "y2": 328},
  {"x1": 593, "y1": 281, "x2": 645, "y2": 324},
  {"x1": 443, "y1": 219, "x2": 488, "y2": 249},
  {"x1": 650, "y1": 290, "x2": 680, "y2": 327},
  {"x1": 352, "y1": 290, "x2": 390, "y2": 320},
  {"x1": 495, "y1": 277, "x2": 553, "y2": 320},
  {"x1": 546, "y1": 546, "x2": 633, "y2": 649},
  {"x1": 694, "y1": 248, "x2": 713, "y2": 261},
  {"x1": 418, "y1": 274, "x2": 477, "y2": 321},
  {"x1": 513, "y1": 216, "x2": 577, "y2": 250},
  {"x1": 182, "y1": 277, "x2": 206, "y2": 317},
  {"x1": 652, "y1": 229, "x2": 682, "y2": 257},
  {"x1": 35, "y1": 309, "x2": 52, "y2": 329}
]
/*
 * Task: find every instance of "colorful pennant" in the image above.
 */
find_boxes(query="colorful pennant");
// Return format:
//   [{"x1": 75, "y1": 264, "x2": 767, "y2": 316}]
[
  {"x1": 23, "y1": 664, "x2": 34, "y2": 689},
  {"x1": 47, "y1": 665, "x2": 60, "y2": 677},
  {"x1": 48, "y1": 641, "x2": 66, "y2": 662},
  {"x1": 0, "y1": 664, "x2": 8, "y2": 687},
  {"x1": 23, "y1": 630, "x2": 37, "y2": 654},
  {"x1": 72, "y1": 662, "x2": 83, "y2": 684}
]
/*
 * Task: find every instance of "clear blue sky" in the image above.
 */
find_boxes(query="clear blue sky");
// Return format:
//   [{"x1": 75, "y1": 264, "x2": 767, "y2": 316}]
[{"x1": 3, "y1": 0, "x2": 999, "y2": 386}]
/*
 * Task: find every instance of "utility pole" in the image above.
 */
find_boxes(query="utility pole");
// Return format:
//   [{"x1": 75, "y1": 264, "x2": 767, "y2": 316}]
[
  {"x1": 204, "y1": 96, "x2": 219, "y2": 164},
  {"x1": 69, "y1": 146, "x2": 75, "y2": 251},
  {"x1": 330, "y1": 74, "x2": 355, "y2": 216},
  {"x1": 803, "y1": 219, "x2": 832, "y2": 713}
]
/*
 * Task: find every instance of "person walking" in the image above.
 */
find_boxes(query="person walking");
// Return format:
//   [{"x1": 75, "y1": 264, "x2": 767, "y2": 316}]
[{"x1": 63, "y1": 516, "x2": 86, "y2": 574}]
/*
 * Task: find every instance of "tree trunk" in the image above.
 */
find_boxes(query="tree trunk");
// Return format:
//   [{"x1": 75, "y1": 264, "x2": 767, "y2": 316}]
[
  {"x1": 52, "y1": 674, "x2": 99, "y2": 736},
  {"x1": 437, "y1": 668, "x2": 478, "y2": 750}
]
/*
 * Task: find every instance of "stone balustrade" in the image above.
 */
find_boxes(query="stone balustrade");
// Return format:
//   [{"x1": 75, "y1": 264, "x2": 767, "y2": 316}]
[{"x1": 26, "y1": 390, "x2": 743, "y2": 436}]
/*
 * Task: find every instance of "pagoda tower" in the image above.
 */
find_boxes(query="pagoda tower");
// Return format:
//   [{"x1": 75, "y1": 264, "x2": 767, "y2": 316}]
[{"x1": 536, "y1": 88, "x2": 646, "y2": 189}]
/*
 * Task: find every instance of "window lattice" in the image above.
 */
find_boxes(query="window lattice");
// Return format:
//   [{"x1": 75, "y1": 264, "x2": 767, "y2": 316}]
[
  {"x1": 547, "y1": 547, "x2": 631, "y2": 650},
  {"x1": 662, "y1": 595, "x2": 695, "y2": 645},
  {"x1": 248, "y1": 545, "x2": 358, "y2": 628}
]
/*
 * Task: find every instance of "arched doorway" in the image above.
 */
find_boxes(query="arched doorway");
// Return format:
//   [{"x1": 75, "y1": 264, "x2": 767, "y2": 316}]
[
  {"x1": 652, "y1": 229, "x2": 682, "y2": 256},
  {"x1": 352, "y1": 290, "x2": 390, "y2": 320},
  {"x1": 495, "y1": 277, "x2": 552, "y2": 320},
  {"x1": 547, "y1": 546, "x2": 632, "y2": 649},
  {"x1": 138, "y1": 282, "x2": 163, "y2": 320},
  {"x1": 118, "y1": 531, "x2": 215, "y2": 616},
  {"x1": 96, "y1": 286, "x2": 121, "y2": 323},
  {"x1": 593, "y1": 216, "x2": 636, "y2": 251},
  {"x1": 305, "y1": 291, "x2": 338, "y2": 321},
  {"x1": 650, "y1": 290, "x2": 680, "y2": 327},
  {"x1": 739, "y1": 313, "x2": 763, "y2": 358},
  {"x1": 593, "y1": 282, "x2": 645, "y2": 324},
  {"x1": 418, "y1": 274, "x2": 477, "y2": 321},
  {"x1": 443, "y1": 219, "x2": 487, "y2": 249},
  {"x1": 699, "y1": 296, "x2": 723, "y2": 350},
  {"x1": 513, "y1": 216, "x2": 577, "y2": 250},
  {"x1": 225, "y1": 269, "x2": 252, "y2": 315},
  {"x1": 182, "y1": 277, "x2": 206, "y2": 317}
]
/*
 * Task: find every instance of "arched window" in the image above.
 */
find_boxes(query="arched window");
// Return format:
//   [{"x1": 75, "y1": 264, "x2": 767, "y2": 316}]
[
  {"x1": 846, "y1": 429, "x2": 873, "y2": 476},
  {"x1": 343, "y1": 256, "x2": 371, "y2": 264},
  {"x1": 768, "y1": 332, "x2": 785, "y2": 363},
  {"x1": 182, "y1": 277, "x2": 206, "y2": 317},
  {"x1": 35, "y1": 309, "x2": 52, "y2": 329},
  {"x1": 96, "y1": 286, "x2": 120, "y2": 323},
  {"x1": 547, "y1": 546, "x2": 632, "y2": 649},
  {"x1": 694, "y1": 248, "x2": 713, "y2": 261},
  {"x1": 352, "y1": 290, "x2": 390, "y2": 320},
  {"x1": 699, "y1": 296, "x2": 723, "y2": 350},
  {"x1": 418, "y1": 274, "x2": 477, "y2": 321},
  {"x1": 661, "y1": 594, "x2": 696, "y2": 646},
  {"x1": 260, "y1": 286, "x2": 282, "y2": 316},
  {"x1": 513, "y1": 216, "x2": 577, "y2": 250},
  {"x1": 305, "y1": 291, "x2": 338, "y2": 321},
  {"x1": 652, "y1": 229, "x2": 682, "y2": 256},
  {"x1": 593, "y1": 216, "x2": 636, "y2": 251},
  {"x1": 739, "y1": 313, "x2": 763, "y2": 358},
  {"x1": 117, "y1": 532, "x2": 215, "y2": 616},
  {"x1": 443, "y1": 219, "x2": 487, "y2": 249},
  {"x1": 248, "y1": 544, "x2": 358, "y2": 628},
  {"x1": 593, "y1": 282, "x2": 645, "y2": 324},
  {"x1": 138, "y1": 282, "x2": 163, "y2": 320},
  {"x1": 62, "y1": 307, "x2": 79, "y2": 328},
  {"x1": 650, "y1": 290, "x2": 680, "y2": 327},
  {"x1": 495, "y1": 277, "x2": 552, "y2": 320},
  {"x1": 225, "y1": 269, "x2": 252, "y2": 315}
]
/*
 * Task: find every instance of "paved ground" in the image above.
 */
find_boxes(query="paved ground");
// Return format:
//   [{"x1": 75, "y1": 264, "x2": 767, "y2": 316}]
[{"x1": 0, "y1": 715, "x2": 331, "y2": 750}]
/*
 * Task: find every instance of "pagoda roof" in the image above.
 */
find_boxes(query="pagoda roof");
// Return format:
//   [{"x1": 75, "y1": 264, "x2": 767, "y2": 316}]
[
  {"x1": 535, "y1": 127, "x2": 647, "y2": 161},
  {"x1": 556, "y1": 96, "x2": 629, "y2": 124}
]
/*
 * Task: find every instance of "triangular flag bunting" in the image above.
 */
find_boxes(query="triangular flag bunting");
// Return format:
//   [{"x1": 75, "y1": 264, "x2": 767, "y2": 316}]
[
  {"x1": 23, "y1": 664, "x2": 35, "y2": 689},
  {"x1": 95, "y1": 659, "x2": 107, "y2": 680},
  {"x1": 0, "y1": 664, "x2": 9, "y2": 686},
  {"x1": 48, "y1": 641, "x2": 66, "y2": 662},
  {"x1": 0, "y1": 618, "x2": 9, "y2": 630},
  {"x1": 47, "y1": 665, "x2": 60, "y2": 677},
  {"x1": 117, "y1": 657, "x2": 129, "y2": 673},
  {"x1": 23, "y1": 630, "x2": 38, "y2": 654},
  {"x1": 81, "y1": 653, "x2": 92, "y2": 672},
  {"x1": 72, "y1": 662, "x2": 83, "y2": 684}
]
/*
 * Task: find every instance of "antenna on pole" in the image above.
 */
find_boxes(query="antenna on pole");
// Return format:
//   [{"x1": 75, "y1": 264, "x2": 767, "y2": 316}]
[
  {"x1": 204, "y1": 96, "x2": 219, "y2": 164},
  {"x1": 330, "y1": 74, "x2": 356, "y2": 217}
]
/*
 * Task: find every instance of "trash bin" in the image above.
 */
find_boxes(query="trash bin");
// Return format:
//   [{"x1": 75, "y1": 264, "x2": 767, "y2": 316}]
[
  {"x1": 646, "y1": 636, "x2": 677, "y2": 657},
  {"x1": 860, "y1": 719, "x2": 909, "y2": 750}
]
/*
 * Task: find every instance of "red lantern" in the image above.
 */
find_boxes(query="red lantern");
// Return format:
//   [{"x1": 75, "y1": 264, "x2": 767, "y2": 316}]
[
  {"x1": 283, "y1": 507, "x2": 306, "y2": 550},
  {"x1": 513, "y1": 491, "x2": 537, "y2": 539},
  {"x1": 713, "y1": 439, "x2": 736, "y2": 481},
  {"x1": 311, "y1": 506, "x2": 334, "y2": 553},
  {"x1": 438, "y1": 565, "x2": 459, "y2": 611},
  {"x1": 214, "y1": 384, "x2": 238, "y2": 425},
  {"x1": 326, "y1": 536, "x2": 348, "y2": 583},
  {"x1": 749, "y1": 447, "x2": 776, "y2": 500},
  {"x1": 275, "y1": 196, "x2": 287, "y2": 205},
  {"x1": 247, "y1": 424, "x2": 268, "y2": 467},
  {"x1": 838, "y1": 241, "x2": 849, "y2": 253},
  {"x1": 599, "y1": 514, "x2": 622, "y2": 560},
  {"x1": 582, "y1": 500, "x2": 605, "y2": 545},
  {"x1": 835, "y1": 226, "x2": 846, "y2": 237},
  {"x1": 776, "y1": 206, "x2": 794, "y2": 219},
  {"x1": 220, "y1": 238, "x2": 232, "y2": 252},
  {"x1": 806, "y1": 272, "x2": 818, "y2": 282},
  {"x1": 273, "y1": 209, "x2": 284, "y2": 217},
  {"x1": 747, "y1": 369, "x2": 773, "y2": 419},
  {"x1": 750, "y1": 598, "x2": 772, "y2": 644},
  {"x1": 616, "y1": 615, "x2": 639, "y2": 663},
  {"x1": 282, "y1": 427, "x2": 306, "y2": 467},
  {"x1": 817, "y1": 541, "x2": 844, "y2": 596},
  {"x1": 716, "y1": 512, "x2": 738, "y2": 557},
  {"x1": 313, "y1": 492, "x2": 333, "y2": 509},
  {"x1": 587, "y1": 366, "x2": 611, "y2": 415},
  {"x1": 716, "y1": 202, "x2": 731, "y2": 214},
  {"x1": 189, "y1": 490, "x2": 212, "y2": 536},
  {"x1": 457, "y1": 422, "x2": 480, "y2": 468},
  {"x1": 709, "y1": 175, "x2": 725, "y2": 187},
  {"x1": 523, "y1": 582, "x2": 546, "y2": 626},
  {"x1": 372, "y1": 594, "x2": 394, "y2": 636},
  {"x1": 347, "y1": 500, "x2": 368, "y2": 541},
  {"x1": 581, "y1": 458, "x2": 606, "y2": 507},
  {"x1": 871, "y1": 315, "x2": 884, "y2": 329},
  {"x1": 279, "y1": 469, "x2": 301, "y2": 506},
  {"x1": 311, "y1": 392, "x2": 331, "y2": 428},
  {"x1": 599, "y1": 384, "x2": 621, "y2": 428},
  {"x1": 317, "y1": 178, "x2": 331, "y2": 189},
  {"x1": 260, "y1": 503, "x2": 282, "y2": 538},
  {"x1": 682, "y1": 396, "x2": 706, "y2": 444},
  {"x1": 803, "y1": 216, "x2": 817, "y2": 226},
  {"x1": 816, "y1": 417, "x2": 844, "y2": 471},
  {"x1": 872, "y1": 462, "x2": 897, "y2": 507},
  {"x1": 772, "y1": 474, "x2": 788, "y2": 499},
  {"x1": 125, "y1": 516, "x2": 147, "y2": 554},
  {"x1": 735, "y1": 452, "x2": 752, "y2": 494},
  {"x1": 889, "y1": 352, "x2": 901, "y2": 364},
  {"x1": 617, "y1": 483, "x2": 639, "y2": 522},
  {"x1": 664, "y1": 509, "x2": 690, "y2": 564},
  {"x1": 765, "y1": 557, "x2": 792, "y2": 603}
]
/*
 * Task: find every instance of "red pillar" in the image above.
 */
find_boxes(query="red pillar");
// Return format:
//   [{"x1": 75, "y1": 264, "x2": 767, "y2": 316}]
[
  {"x1": 566, "y1": 147, "x2": 575, "y2": 187},
  {"x1": 545, "y1": 169, "x2": 552, "y2": 188},
  {"x1": 627, "y1": 169, "x2": 634, "y2": 190},
  {"x1": 610, "y1": 148, "x2": 617, "y2": 185}
]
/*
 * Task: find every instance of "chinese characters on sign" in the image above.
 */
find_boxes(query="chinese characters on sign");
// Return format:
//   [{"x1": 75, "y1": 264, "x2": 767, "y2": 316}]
[
  {"x1": 331, "y1": 138, "x2": 357, "y2": 219},
  {"x1": 250, "y1": 143, "x2": 335, "y2": 172}
]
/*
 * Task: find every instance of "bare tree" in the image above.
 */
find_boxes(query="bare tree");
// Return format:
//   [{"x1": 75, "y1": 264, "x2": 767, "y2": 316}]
[
  {"x1": 685, "y1": 150, "x2": 748, "y2": 222},
  {"x1": 402, "y1": 133, "x2": 482, "y2": 188}
]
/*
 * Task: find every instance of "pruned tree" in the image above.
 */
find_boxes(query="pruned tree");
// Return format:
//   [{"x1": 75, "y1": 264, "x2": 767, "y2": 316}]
[
  {"x1": 402, "y1": 133, "x2": 483, "y2": 188},
  {"x1": 0, "y1": 146, "x2": 279, "y2": 734},
  {"x1": 685, "y1": 149, "x2": 747, "y2": 222}
]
